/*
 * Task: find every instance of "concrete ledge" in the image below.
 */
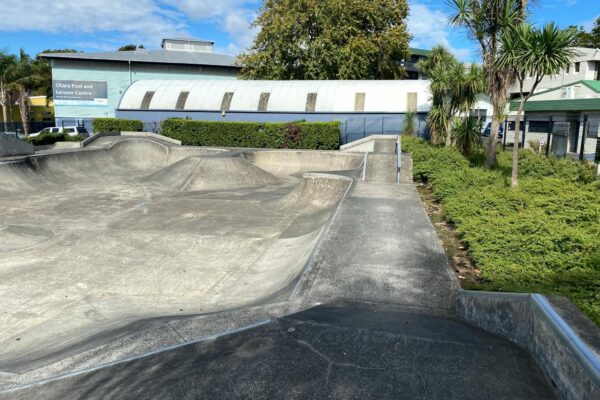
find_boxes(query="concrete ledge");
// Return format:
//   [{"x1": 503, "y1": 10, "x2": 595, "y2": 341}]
[
  {"x1": 0, "y1": 134, "x2": 33, "y2": 157},
  {"x1": 81, "y1": 132, "x2": 119, "y2": 148},
  {"x1": 340, "y1": 134, "x2": 398, "y2": 152},
  {"x1": 457, "y1": 290, "x2": 600, "y2": 399},
  {"x1": 121, "y1": 131, "x2": 182, "y2": 146}
]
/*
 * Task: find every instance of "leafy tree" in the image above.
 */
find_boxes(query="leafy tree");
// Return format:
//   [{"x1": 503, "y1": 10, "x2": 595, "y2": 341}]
[
  {"x1": 570, "y1": 17, "x2": 600, "y2": 48},
  {"x1": 497, "y1": 23, "x2": 577, "y2": 187},
  {"x1": 417, "y1": 46, "x2": 485, "y2": 146},
  {"x1": 118, "y1": 44, "x2": 137, "y2": 51},
  {"x1": 449, "y1": 0, "x2": 526, "y2": 167},
  {"x1": 0, "y1": 51, "x2": 16, "y2": 132},
  {"x1": 238, "y1": 0, "x2": 412, "y2": 80},
  {"x1": 34, "y1": 49, "x2": 79, "y2": 99}
]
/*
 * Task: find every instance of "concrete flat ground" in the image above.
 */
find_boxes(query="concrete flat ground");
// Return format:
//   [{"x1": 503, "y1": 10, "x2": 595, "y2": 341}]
[
  {"x1": 0, "y1": 137, "x2": 556, "y2": 398},
  {"x1": 0, "y1": 138, "x2": 361, "y2": 372}
]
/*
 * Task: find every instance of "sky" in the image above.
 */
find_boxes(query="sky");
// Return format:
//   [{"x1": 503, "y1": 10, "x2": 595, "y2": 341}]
[{"x1": 0, "y1": 0, "x2": 598, "y2": 63}]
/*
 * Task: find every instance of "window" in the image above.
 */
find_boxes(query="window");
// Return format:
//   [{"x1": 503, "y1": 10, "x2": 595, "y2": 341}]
[
  {"x1": 354, "y1": 93, "x2": 365, "y2": 112},
  {"x1": 258, "y1": 92, "x2": 270, "y2": 111},
  {"x1": 140, "y1": 91, "x2": 155, "y2": 110},
  {"x1": 406, "y1": 92, "x2": 418, "y2": 112},
  {"x1": 566, "y1": 65, "x2": 570, "y2": 73},
  {"x1": 64, "y1": 128, "x2": 75, "y2": 134},
  {"x1": 596, "y1": 62, "x2": 600, "y2": 80},
  {"x1": 221, "y1": 92, "x2": 234, "y2": 111},
  {"x1": 305, "y1": 93, "x2": 317, "y2": 112},
  {"x1": 528, "y1": 121, "x2": 550, "y2": 133},
  {"x1": 175, "y1": 91, "x2": 189, "y2": 110},
  {"x1": 575, "y1": 62, "x2": 580, "y2": 73}
]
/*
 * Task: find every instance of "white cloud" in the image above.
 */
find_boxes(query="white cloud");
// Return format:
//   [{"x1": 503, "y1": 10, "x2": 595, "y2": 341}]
[
  {"x1": 407, "y1": 1, "x2": 476, "y2": 62},
  {"x1": 163, "y1": 0, "x2": 259, "y2": 55},
  {"x1": 0, "y1": 0, "x2": 188, "y2": 50},
  {"x1": 582, "y1": 15, "x2": 600, "y2": 31}
]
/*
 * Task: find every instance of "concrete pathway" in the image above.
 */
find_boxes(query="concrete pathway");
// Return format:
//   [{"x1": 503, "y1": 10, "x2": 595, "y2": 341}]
[{"x1": 297, "y1": 181, "x2": 459, "y2": 316}]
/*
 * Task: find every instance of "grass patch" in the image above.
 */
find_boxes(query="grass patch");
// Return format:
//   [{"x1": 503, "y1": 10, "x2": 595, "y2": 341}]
[{"x1": 404, "y1": 137, "x2": 600, "y2": 325}]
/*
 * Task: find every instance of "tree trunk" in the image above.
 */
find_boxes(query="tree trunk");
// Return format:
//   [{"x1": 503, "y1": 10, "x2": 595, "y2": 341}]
[
  {"x1": 18, "y1": 91, "x2": 30, "y2": 137},
  {"x1": 511, "y1": 99, "x2": 525, "y2": 187},
  {"x1": 487, "y1": 113, "x2": 500, "y2": 167},
  {"x1": 0, "y1": 86, "x2": 7, "y2": 133}
]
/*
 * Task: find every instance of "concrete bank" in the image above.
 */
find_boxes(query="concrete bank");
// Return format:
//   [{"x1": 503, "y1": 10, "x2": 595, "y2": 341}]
[{"x1": 458, "y1": 291, "x2": 600, "y2": 399}]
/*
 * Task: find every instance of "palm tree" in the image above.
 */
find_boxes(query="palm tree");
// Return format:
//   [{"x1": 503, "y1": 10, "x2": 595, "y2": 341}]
[
  {"x1": 452, "y1": 116, "x2": 483, "y2": 155},
  {"x1": 497, "y1": 23, "x2": 578, "y2": 187},
  {"x1": 6, "y1": 49, "x2": 41, "y2": 137},
  {"x1": 417, "y1": 46, "x2": 486, "y2": 146},
  {"x1": 449, "y1": 0, "x2": 526, "y2": 167},
  {"x1": 0, "y1": 51, "x2": 16, "y2": 132}
]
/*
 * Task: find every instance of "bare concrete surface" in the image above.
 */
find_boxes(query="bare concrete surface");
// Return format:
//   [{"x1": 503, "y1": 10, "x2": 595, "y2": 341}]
[
  {"x1": 0, "y1": 137, "x2": 557, "y2": 398},
  {"x1": 0, "y1": 137, "x2": 360, "y2": 373},
  {"x1": 0, "y1": 305, "x2": 556, "y2": 400}
]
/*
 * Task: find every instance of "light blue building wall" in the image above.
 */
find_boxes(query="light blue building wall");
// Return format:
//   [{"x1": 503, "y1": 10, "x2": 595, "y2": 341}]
[{"x1": 50, "y1": 59, "x2": 237, "y2": 129}]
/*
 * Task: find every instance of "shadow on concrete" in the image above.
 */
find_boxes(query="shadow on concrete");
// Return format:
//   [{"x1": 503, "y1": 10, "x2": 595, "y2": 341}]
[{"x1": 1, "y1": 303, "x2": 556, "y2": 400}]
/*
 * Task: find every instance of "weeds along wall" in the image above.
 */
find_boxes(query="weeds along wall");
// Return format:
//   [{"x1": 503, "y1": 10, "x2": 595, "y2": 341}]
[{"x1": 160, "y1": 119, "x2": 340, "y2": 150}]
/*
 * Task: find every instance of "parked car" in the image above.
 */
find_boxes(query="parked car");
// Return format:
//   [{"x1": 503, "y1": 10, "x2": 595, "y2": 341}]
[
  {"x1": 482, "y1": 122, "x2": 503, "y2": 139},
  {"x1": 30, "y1": 126, "x2": 89, "y2": 138}
]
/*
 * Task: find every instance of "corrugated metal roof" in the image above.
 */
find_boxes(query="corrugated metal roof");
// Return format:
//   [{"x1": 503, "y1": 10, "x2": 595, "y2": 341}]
[
  {"x1": 118, "y1": 80, "x2": 432, "y2": 113},
  {"x1": 41, "y1": 49, "x2": 238, "y2": 68},
  {"x1": 509, "y1": 98, "x2": 600, "y2": 112}
]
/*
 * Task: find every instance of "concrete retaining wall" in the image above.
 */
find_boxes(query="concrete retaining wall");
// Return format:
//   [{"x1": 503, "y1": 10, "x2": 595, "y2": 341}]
[
  {"x1": 82, "y1": 132, "x2": 181, "y2": 148},
  {"x1": 0, "y1": 134, "x2": 34, "y2": 158},
  {"x1": 457, "y1": 291, "x2": 600, "y2": 400}
]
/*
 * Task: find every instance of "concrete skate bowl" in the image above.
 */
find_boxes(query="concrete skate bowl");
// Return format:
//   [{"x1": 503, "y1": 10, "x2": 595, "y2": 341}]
[{"x1": 0, "y1": 138, "x2": 362, "y2": 374}]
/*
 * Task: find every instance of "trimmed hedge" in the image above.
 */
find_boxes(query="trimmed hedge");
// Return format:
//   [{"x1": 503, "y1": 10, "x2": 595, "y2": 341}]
[
  {"x1": 160, "y1": 119, "x2": 340, "y2": 150},
  {"x1": 404, "y1": 137, "x2": 600, "y2": 325},
  {"x1": 25, "y1": 133, "x2": 84, "y2": 146},
  {"x1": 93, "y1": 118, "x2": 143, "y2": 133}
]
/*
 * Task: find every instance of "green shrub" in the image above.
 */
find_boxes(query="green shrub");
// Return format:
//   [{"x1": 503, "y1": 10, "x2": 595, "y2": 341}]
[
  {"x1": 160, "y1": 119, "x2": 340, "y2": 150},
  {"x1": 26, "y1": 133, "x2": 84, "y2": 146},
  {"x1": 93, "y1": 118, "x2": 143, "y2": 133},
  {"x1": 403, "y1": 136, "x2": 600, "y2": 325}
]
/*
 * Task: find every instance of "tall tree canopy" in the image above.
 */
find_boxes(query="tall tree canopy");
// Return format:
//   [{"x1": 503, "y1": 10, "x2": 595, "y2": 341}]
[
  {"x1": 238, "y1": 0, "x2": 412, "y2": 80},
  {"x1": 570, "y1": 17, "x2": 600, "y2": 48}
]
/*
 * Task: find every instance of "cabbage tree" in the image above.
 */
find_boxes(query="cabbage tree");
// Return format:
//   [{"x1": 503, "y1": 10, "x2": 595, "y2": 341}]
[
  {"x1": 497, "y1": 23, "x2": 577, "y2": 186},
  {"x1": 0, "y1": 51, "x2": 16, "y2": 133},
  {"x1": 449, "y1": 0, "x2": 526, "y2": 167}
]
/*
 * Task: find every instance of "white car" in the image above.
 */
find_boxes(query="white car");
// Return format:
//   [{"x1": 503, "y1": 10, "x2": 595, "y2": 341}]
[{"x1": 30, "y1": 126, "x2": 89, "y2": 138}]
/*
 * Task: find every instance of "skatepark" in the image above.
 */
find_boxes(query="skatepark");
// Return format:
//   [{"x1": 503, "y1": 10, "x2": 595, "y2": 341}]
[{"x1": 0, "y1": 134, "x2": 598, "y2": 399}]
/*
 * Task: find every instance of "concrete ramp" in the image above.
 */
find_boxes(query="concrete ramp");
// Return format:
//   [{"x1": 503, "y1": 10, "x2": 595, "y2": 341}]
[
  {"x1": 0, "y1": 137, "x2": 362, "y2": 380},
  {"x1": 364, "y1": 153, "x2": 397, "y2": 183},
  {"x1": 146, "y1": 156, "x2": 282, "y2": 192},
  {"x1": 247, "y1": 150, "x2": 363, "y2": 177},
  {"x1": 0, "y1": 134, "x2": 33, "y2": 158}
]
